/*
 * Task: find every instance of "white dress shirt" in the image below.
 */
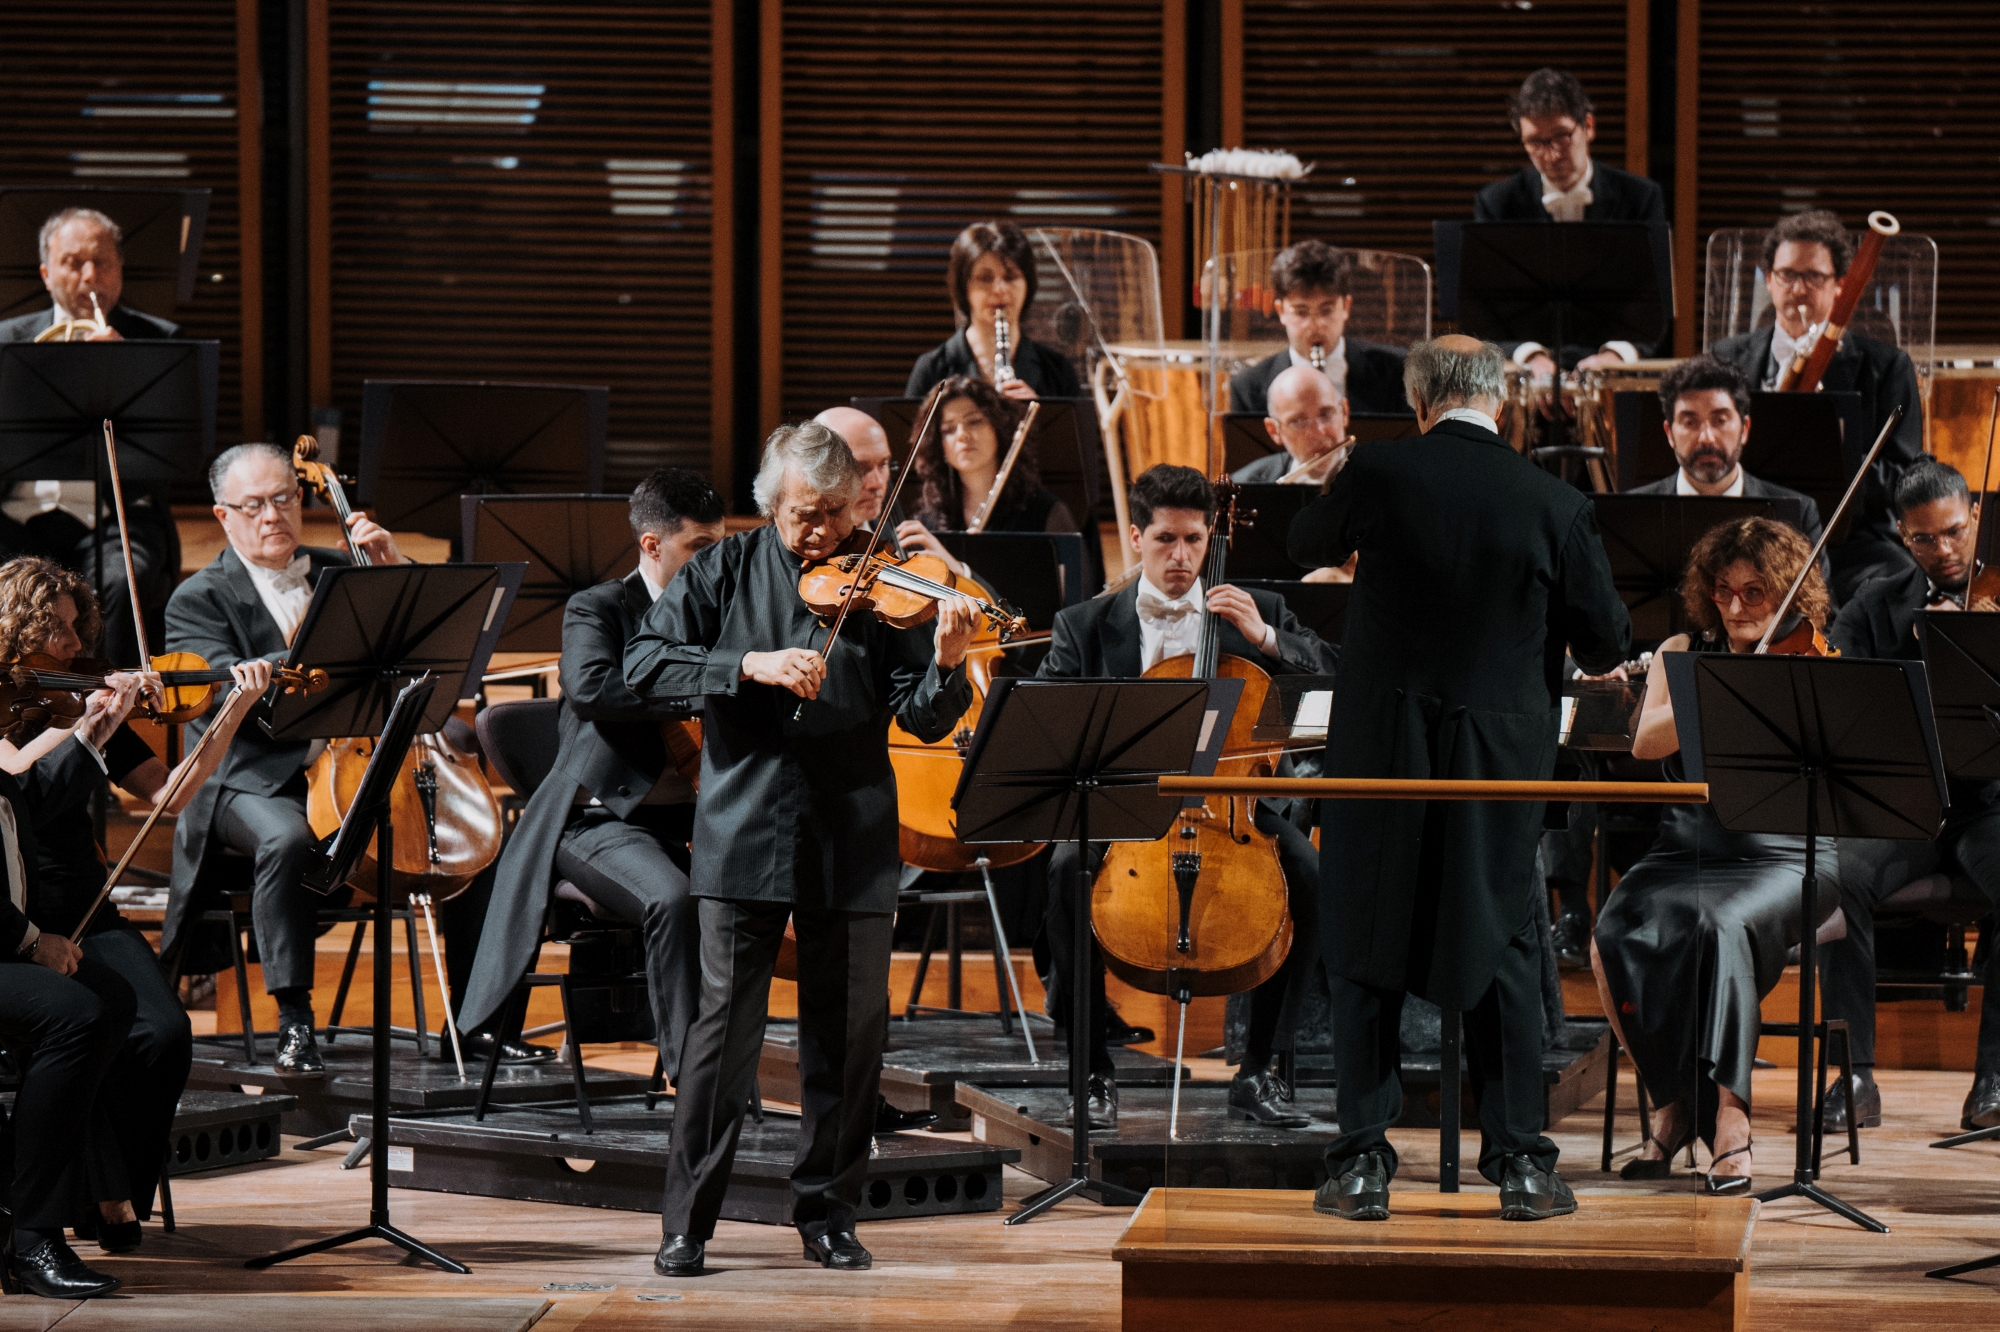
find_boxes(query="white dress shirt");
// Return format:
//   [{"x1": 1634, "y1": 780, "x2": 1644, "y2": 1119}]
[
  {"x1": 1288, "y1": 338, "x2": 1348, "y2": 399},
  {"x1": 1136, "y1": 575, "x2": 1204, "y2": 671},
  {"x1": 1434, "y1": 406, "x2": 1502, "y2": 435},
  {"x1": 639, "y1": 564, "x2": 667, "y2": 603},
  {"x1": 242, "y1": 551, "x2": 314, "y2": 645},
  {"x1": 1675, "y1": 467, "x2": 1746, "y2": 498},
  {"x1": 1765, "y1": 321, "x2": 1815, "y2": 389},
  {"x1": 2, "y1": 798, "x2": 34, "y2": 955}
]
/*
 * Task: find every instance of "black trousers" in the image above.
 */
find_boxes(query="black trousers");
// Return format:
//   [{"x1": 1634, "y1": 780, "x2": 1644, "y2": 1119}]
[
  {"x1": 1828, "y1": 825, "x2": 2000, "y2": 1074},
  {"x1": 553, "y1": 805, "x2": 698, "y2": 1081},
  {"x1": 1046, "y1": 802, "x2": 1319, "y2": 1075},
  {"x1": 1324, "y1": 905, "x2": 1556, "y2": 1185},
  {"x1": 72, "y1": 928, "x2": 192, "y2": 1221},
  {"x1": 211, "y1": 781, "x2": 319, "y2": 996},
  {"x1": 0, "y1": 952, "x2": 133, "y2": 1231},
  {"x1": 659, "y1": 899, "x2": 891, "y2": 1241}
]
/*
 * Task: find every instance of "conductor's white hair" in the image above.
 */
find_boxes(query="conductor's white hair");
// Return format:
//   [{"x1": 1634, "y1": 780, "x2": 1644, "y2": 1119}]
[
  {"x1": 752, "y1": 420, "x2": 862, "y2": 517},
  {"x1": 1403, "y1": 338, "x2": 1507, "y2": 413}
]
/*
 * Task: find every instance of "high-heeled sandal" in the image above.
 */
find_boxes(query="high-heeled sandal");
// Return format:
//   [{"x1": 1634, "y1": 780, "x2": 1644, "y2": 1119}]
[
  {"x1": 1620, "y1": 1120, "x2": 1696, "y2": 1180},
  {"x1": 1703, "y1": 1142, "x2": 1754, "y2": 1196}
]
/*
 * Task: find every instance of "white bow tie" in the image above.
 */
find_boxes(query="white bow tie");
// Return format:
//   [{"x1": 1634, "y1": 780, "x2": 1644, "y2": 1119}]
[
  {"x1": 1541, "y1": 182, "x2": 1593, "y2": 222},
  {"x1": 271, "y1": 553, "x2": 311, "y2": 593},
  {"x1": 1137, "y1": 588, "x2": 1199, "y2": 622}
]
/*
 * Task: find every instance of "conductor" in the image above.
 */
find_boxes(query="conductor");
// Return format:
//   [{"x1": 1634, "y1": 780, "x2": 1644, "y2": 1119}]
[{"x1": 1289, "y1": 335, "x2": 1630, "y2": 1222}]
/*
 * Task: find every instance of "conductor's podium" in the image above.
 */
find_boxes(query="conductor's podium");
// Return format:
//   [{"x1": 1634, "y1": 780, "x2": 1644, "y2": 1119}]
[{"x1": 1114, "y1": 1189, "x2": 1756, "y2": 1332}]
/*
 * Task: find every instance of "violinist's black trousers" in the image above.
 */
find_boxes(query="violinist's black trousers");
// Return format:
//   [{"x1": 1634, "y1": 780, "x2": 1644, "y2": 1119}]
[
  {"x1": 659, "y1": 899, "x2": 891, "y2": 1241},
  {"x1": 0, "y1": 953, "x2": 132, "y2": 1231},
  {"x1": 76, "y1": 927, "x2": 193, "y2": 1221},
  {"x1": 211, "y1": 782, "x2": 318, "y2": 995}
]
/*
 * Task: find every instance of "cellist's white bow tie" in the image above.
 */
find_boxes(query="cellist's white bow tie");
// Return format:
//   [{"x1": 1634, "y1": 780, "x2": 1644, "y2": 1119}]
[{"x1": 1136, "y1": 588, "x2": 1198, "y2": 622}]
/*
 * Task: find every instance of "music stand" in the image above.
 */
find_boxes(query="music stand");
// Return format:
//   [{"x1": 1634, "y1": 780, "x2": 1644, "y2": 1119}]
[
  {"x1": 248, "y1": 672, "x2": 468, "y2": 1274},
  {"x1": 1592, "y1": 496, "x2": 1795, "y2": 644},
  {"x1": 952, "y1": 677, "x2": 1222, "y2": 1224},
  {"x1": 1613, "y1": 390, "x2": 1862, "y2": 535},
  {"x1": 1666, "y1": 651, "x2": 1945, "y2": 1234},
  {"x1": 1232, "y1": 580, "x2": 1349, "y2": 644},
  {"x1": 1435, "y1": 220, "x2": 1673, "y2": 366},
  {"x1": 462, "y1": 494, "x2": 636, "y2": 653},
  {"x1": 0, "y1": 342, "x2": 217, "y2": 481},
  {"x1": 931, "y1": 531, "x2": 1080, "y2": 632},
  {"x1": 852, "y1": 394, "x2": 1107, "y2": 531},
  {"x1": 1227, "y1": 484, "x2": 1316, "y2": 579},
  {"x1": 0, "y1": 186, "x2": 209, "y2": 319},
  {"x1": 359, "y1": 380, "x2": 608, "y2": 546}
]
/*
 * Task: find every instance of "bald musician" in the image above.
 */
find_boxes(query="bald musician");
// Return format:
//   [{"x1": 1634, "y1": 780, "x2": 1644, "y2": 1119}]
[
  {"x1": 1236, "y1": 365, "x2": 1350, "y2": 487},
  {"x1": 813, "y1": 407, "x2": 892, "y2": 529}
]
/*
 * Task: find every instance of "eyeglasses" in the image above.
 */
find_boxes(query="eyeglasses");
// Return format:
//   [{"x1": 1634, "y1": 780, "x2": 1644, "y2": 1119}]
[
  {"x1": 1709, "y1": 581, "x2": 1770, "y2": 609},
  {"x1": 1521, "y1": 127, "x2": 1578, "y2": 154},
  {"x1": 1904, "y1": 523, "x2": 1973, "y2": 552},
  {"x1": 1771, "y1": 268, "x2": 1837, "y2": 291},
  {"x1": 217, "y1": 489, "x2": 300, "y2": 518}
]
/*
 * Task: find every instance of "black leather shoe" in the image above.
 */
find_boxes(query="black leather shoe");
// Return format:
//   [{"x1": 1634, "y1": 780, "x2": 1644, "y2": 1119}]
[
  {"x1": 1550, "y1": 911, "x2": 1592, "y2": 970},
  {"x1": 1064, "y1": 1074, "x2": 1117, "y2": 1130},
  {"x1": 4, "y1": 1236, "x2": 121, "y2": 1298},
  {"x1": 801, "y1": 1229, "x2": 872, "y2": 1270},
  {"x1": 1314, "y1": 1151, "x2": 1391, "y2": 1221},
  {"x1": 1229, "y1": 1069, "x2": 1310, "y2": 1128},
  {"x1": 1497, "y1": 1154, "x2": 1577, "y2": 1221},
  {"x1": 275, "y1": 1022, "x2": 326, "y2": 1074},
  {"x1": 1820, "y1": 1069, "x2": 1882, "y2": 1132},
  {"x1": 654, "y1": 1233, "x2": 704, "y2": 1277},
  {"x1": 1105, "y1": 1005, "x2": 1154, "y2": 1047},
  {"x1": 73, "y1": 1216, "x2": 141, "y2": 1253},
  {"x1": 1962, "y1": 1071, "x2": 2000, "y2": 1131},
  {"x1": 1703, "y1": 1143, "x2": 1754, "y2": 1197},
  {"x1": 465, "y1": 1032, "x2": 559, "y2": 1065},
  {"x1": 874, "y1": 1096, "x2": 939, "y2": 1134}
]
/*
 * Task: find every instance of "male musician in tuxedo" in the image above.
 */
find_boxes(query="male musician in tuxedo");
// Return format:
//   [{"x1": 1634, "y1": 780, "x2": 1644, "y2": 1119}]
[
  {"x1": 814, "y1": 406, "x2": 892, "y2": 528},
  {"x1": 159, "y1": 442, "x2": 410, "y2": 1073},
  {"x1": 626, "y1": 422, "x2": 978, "y2": 1277},
  {"x1": 1710, "y1": 209, "x2": 1924, "y2": 602},
  {"x1": 458, "y1": 468, "x2": 725, "y2": 1093},
  {"x1": 1824, "y1": 458, "x2": 2000, "y2": 1134},
  {"x1": 1037, "y1": 464, "x2": 1334, "y2": 1129},
  {"x1": 1290, "y1": 336, "x2": 1630, "y2": 1221},
  {"x1": 1474, "y1": 69, "x2": 1664, "y2": 375},
  {"x1": 0, "y1": 208, "x2": 182, "y2": 667},
  {"x1": 1236, "y1": 364, "x2": 1350, "y2": 486},
  {"x1": 1227, "y1": 240, "x2": 1408, "y2": 417}
]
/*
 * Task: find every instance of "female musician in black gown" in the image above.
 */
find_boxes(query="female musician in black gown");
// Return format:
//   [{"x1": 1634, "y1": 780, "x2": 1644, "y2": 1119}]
[
  {"x1": 905, "y1": 221, "x2": 1082, "y2": 403},
  {"x1": 1593, "y1": 518, "x2": 1841, "y2": 1195},
  {"x1": 0, "y1": 557, "x2": 268, "y2": 1251}
]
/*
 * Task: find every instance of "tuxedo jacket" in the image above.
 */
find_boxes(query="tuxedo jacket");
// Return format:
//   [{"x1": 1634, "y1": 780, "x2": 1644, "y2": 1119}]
[
  {"x1": 1709, "y1": 326, "x2": 1923, "y2": 548},
  {"x1": 1227, "y1": 340, "x2": 1412, "y2": 417},
  {"x1": 0, "y1": 303, "x2": 179, "y2": 342},
  {"x1": 1472, "y1": 163, "x2": 1667, "y2": 223},
  {"x1": 1037, "y1": 580, "x2": 1334, "y2": 681},
  {"x1": 459, "y1": 571, "x2": 693, "y2": 1034}
]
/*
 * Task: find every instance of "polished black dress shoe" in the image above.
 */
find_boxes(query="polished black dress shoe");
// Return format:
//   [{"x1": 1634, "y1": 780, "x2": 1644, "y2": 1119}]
[
  {"x1": 1820, "y1": 1070, "x2": 1882, "y2": 1132},
  {"x1": 1105, "y1": 1005, "x2": 1154, "y2": 1047},
  {"x1": 1962, "y1": 1071, "x2": 2000, "y2": 1130},
  {"x1": 275, "y1": 1022, "x2": 326, "y2": 1074},
  {"x1": 1550, "y1": 911, "x2": 1592, "y2": 970},
  {"x1": 1702, "y1": 1143, "x2": 1753, "y2": 1197},
  {"x1": 801, "y1": 1229, "x2": 872, "y2": 1270},
  {"x1": 1497, "y1": 1154, "x2": 1577, "y2": 1221},
  {"x1": 654, "y1": 1233, "x2": 704, "y2": 1277},
  {"x1": 874, "y1": 1096, "x2": 939, "y2": 1134},
  {"x1": 1228, "y1": 1069, "x2": 1310, "y2": 1128},
  {"x1": 72, "y1": 1216, "x2": 141, "y2": 1253},
  {"x1": 1314, "y1": 1150, "x2": 1391, "y2": 1221},
  {"x1": 463, "y1": 1031, "x2": 560, "y2": 1064},
  {"x1": 1065, "y1": 1074, "x2": 1118, "y2": 1130},
  {"x1": 3, "y1": 1235, "x2": 122, "y2": 1298},
  {"x1": 1619, "y1": 1115, "x2": 1696, "y2": 1181}
]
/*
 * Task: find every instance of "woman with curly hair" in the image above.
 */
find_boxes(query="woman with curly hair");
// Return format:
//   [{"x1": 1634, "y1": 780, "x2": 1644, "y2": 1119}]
[
  {"x1": 1592, "y1": 517, "x2": 1841, "y2": 1197},
  {"x1": 0, "y1": 556, "x2": 269, "y2": 1260}
]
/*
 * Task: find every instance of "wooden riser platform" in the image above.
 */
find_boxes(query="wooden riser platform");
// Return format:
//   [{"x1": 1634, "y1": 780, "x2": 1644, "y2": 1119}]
[
  {"x1": 184, "y1": 1041, "x2": 652, "y2": 1138},
  {"x1": 359, "y1": 1101, "x2": 1020, "y2": 1226},
  {"x1": 758, "y1": 1014, "x2": 1188, "y2": 1131},
  {"x1": 1115, "y1": 1189, "x2": 1756, "y2": 1332}
]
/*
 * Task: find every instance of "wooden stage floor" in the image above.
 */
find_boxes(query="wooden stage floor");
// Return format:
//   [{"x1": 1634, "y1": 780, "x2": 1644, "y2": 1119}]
[{"x1": 6, "y1": 1067, "x2": 1999, "y2": 1330}]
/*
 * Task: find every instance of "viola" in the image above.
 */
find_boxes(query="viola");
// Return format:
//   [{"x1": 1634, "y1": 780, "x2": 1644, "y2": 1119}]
[{"x1": 1093, "y1": 481, "x2": 1293, "y2": 1001}]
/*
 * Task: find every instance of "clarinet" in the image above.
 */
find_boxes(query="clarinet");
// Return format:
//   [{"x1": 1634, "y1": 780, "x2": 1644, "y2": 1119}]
[{"x1": 992, "y1": 309, "x2": 1016, "y2": 386}]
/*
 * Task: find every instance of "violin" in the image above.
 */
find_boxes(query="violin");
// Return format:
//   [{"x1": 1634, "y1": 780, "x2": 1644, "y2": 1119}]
[
  {"x1": 0, "y1": 653, "x2": 327, "y2": 741},
  {"x1": 796, "y1": 542, "x2": 1027, "y2": 640},
  {"x1": 291, "y1": 434, "x2": 505, "y2": 905},
  {"x1": 1094, "y1": 481, "x2": 1293, "y2": 1001},
  {"x1": 1764, "y1": 617, "x2": 1837, "y2": 657}
]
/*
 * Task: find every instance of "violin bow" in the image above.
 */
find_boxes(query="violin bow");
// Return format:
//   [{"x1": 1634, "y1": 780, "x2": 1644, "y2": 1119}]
[
  {"x1": 791, "y1": 390, "x2": 949, "y2": 720},
  {"x1": 1754, "y1": 405, "x2": 1902, "y2": 654},
  {"x1": 101, "y1": 420, "x2": 153, "y2": 666},
  {"x1": 1964, "y1": 386, "x2": 2000, "y2": 606}
]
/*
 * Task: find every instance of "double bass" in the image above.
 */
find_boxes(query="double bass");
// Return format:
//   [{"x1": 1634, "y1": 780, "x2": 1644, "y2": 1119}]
[
  {"x1": 290, "y1": 436, "x2": 504, "y2": 903},
  {"x1": 1093, "y1": 482, "x2": 1293, "y2": 1000}
]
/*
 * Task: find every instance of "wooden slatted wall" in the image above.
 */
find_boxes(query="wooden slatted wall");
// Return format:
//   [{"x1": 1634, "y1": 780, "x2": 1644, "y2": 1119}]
[
  {"x1": 323, "y1": 1, "x2": 715, "y2": 486},
  {"x1": 771, "y1": 1, "x2": 1169, "y2": 425},
  {"x1": 0, "y1": 0, "x2": 249, "y2": 445},
  {"x1": 1695, "y1": 2, "x2": 2000, "y2": 345},
  {"x1": 1239, "y1": 0, "x2": 1631, "y2": 265}
]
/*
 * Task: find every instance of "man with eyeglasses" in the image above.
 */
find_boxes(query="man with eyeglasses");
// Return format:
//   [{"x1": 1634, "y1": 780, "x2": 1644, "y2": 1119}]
[
  {"x1": 1711, "y1": 208, "x2": 1924, "y2": 601},
  {"x1": 1474, "y1": 68, "x2": 1666, "y2": 376},
  {"x1": 158, "y1": 442, "x2": 410, "y2": 1072},
  {"x1": 1823, "y1": 458, "x2": 2000, "y2": 1137},
  {"x1": 1226, "y1": 241, "x2": 1410, "y2": 418}
]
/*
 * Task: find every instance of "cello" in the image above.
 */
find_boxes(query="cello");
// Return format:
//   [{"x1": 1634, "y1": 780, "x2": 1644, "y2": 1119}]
[{"x1": 1093, "y1": 482, "x2": 1293, "y2": 1001}]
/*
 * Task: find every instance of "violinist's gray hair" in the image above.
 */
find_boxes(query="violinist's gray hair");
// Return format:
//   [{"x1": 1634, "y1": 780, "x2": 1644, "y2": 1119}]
[
  {"x1": 1403, "y1": 337, "x2": 1507, "y2": 415},
  {"x1": 752, "y1": 420, "x2": 862, "y2": 517}
]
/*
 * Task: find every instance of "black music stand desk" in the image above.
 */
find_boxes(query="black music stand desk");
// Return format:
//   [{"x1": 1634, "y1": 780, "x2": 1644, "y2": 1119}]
[
  {"x1": 1434, "y1": 220, "x2": 1673, "y2": 364},
  {"x1": 953, "y1": 677, "x2": 1223, "y2": 1224},
  {"x1": 0, "y1": 340, "x2": 217, "y2": 481},
  {"x1": 1593, "y1": 495, "x2": 1801, "y2": 645},
  {"x1": 0, "y1": 185, "x2": 209, "y2": 319},
  {"x1": 462, "y1": 494, "x2": 636, "y2": 653},
  {"x1": 1667, "y1": 651, "x2": 1945, "y2": 1233}
]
